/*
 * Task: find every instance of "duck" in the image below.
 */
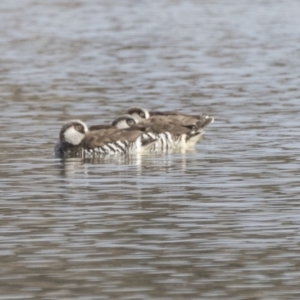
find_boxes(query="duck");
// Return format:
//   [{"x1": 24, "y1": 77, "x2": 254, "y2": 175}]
[
  {"x1": 126, "y1": 107, "x2": 214, "y2": 129},
  {"x1": 54, "y1": 118, "x2": 157, "y2": 159},
  {"x1": 125, "y1": 107, "x2": 214, "y2": 149}
]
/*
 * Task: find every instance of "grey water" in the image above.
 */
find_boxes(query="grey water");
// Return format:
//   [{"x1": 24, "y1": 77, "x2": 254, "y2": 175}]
[{"x1": 1, "y1": 0, "x2": 300, "y2": 299}]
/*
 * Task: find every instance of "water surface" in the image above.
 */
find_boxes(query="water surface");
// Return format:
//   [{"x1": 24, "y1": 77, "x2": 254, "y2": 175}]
[{"x1": 1, "y1": 0, "x2": 300, "y2": 299}]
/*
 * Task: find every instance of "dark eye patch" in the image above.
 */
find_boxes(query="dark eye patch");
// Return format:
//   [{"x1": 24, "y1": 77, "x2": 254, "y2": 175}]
[
  {"x1": 74, "y1": 124, "x2": 84, "y2": 133},
  {"x1": 127, "y1": 118, "x2": 135, "y2": 126}
]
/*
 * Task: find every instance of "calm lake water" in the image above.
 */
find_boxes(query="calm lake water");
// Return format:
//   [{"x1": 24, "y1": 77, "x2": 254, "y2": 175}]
[{"x1": 1, "y1": 0, "x2": 300, "y2": 299}]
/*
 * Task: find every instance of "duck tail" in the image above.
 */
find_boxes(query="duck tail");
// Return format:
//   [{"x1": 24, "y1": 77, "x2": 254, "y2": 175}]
[{"x1": 194, "y1": 115, "x2": 214, "y2": 130}]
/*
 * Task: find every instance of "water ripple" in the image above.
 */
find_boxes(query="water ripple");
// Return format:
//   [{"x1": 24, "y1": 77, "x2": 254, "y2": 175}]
[{"x1": 1, "y1": 0, "x2": 300, "y2": 299}]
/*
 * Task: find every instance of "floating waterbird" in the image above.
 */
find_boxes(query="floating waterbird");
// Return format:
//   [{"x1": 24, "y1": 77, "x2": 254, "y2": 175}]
[
  {"x1": 125, "y1": 107, "x2": 214, "y2": 149},
  {"x1": 54, "y1": 119, "x2": 157, "y2": 158}
]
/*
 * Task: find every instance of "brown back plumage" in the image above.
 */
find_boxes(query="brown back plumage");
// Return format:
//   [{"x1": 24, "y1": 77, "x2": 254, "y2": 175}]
[
  {"x1": 82, "y1": 127, "x2": 144, "y2": 149},
  {"x1": 132, "y1": 116, "x2": 193, "y2": 135},
  {"x1": 149, "y1": 111, "x2": 214, "y2": 130},
  {"x1": 126, "y1": 107, "x2": 214, "y2": 131}
]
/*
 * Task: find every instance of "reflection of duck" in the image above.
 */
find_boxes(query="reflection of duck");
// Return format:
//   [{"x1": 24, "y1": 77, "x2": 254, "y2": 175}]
[
  {"x1": 125, "y1": 107, "x2": 214, "y2": 149},
  {"x1": 54, "y1": 119, "x2": 157, "y2": 159},
  {"x1": 57, "y1": 151, "x2": 191, "y2": 178}
]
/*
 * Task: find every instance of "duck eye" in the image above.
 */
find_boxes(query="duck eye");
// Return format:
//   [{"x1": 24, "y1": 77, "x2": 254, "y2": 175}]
[
  {"x1": 127, "y1": 118, "x2": 135, "y2": 126},
  {"x1": 75, "y1": 125, "x2": 83, "y2": 132},
  {"x1": 139, "y1": 112, "x2": 145, "y2": 118}
]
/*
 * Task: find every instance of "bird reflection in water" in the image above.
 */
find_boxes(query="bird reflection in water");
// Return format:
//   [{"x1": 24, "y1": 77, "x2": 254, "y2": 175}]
[{"x1": 56, "y1": 149, "x2": 195, "y2": 178}]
